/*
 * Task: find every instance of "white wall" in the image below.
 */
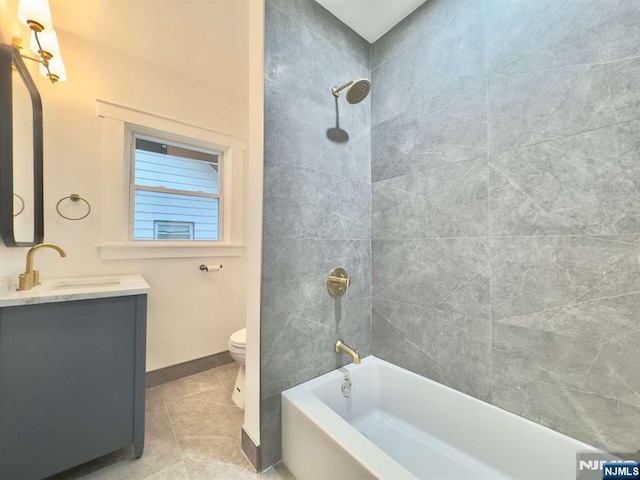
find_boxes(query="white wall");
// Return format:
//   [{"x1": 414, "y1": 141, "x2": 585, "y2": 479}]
[
  {"x1": 0, "y1": 0, "x2": 251, "y2": 372},
  {"x1": 244, "y1": 0, "x2": 265, "y2": 447}
]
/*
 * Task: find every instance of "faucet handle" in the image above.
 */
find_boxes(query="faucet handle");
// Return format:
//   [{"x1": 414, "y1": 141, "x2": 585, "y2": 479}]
[
  {"x1": 327, "y1": 268, "x2": 350, "y2": 297},
  {"x1": 18, "y1": 273, "x2": 29, "y2": 291}
]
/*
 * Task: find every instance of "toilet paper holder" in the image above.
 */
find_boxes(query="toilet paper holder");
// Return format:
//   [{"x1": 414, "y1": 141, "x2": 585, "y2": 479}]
[{"x1": 199, "y1": 264, "x2": 223, "y2": 272}]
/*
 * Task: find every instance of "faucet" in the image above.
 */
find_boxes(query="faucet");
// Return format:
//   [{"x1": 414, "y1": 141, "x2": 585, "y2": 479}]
[
  {"x1": 335, "y1": 340, "x2": 360, "y2": 364},
  {"x1": 17, "y1": 243, "x2": 67, "y2": 291}
]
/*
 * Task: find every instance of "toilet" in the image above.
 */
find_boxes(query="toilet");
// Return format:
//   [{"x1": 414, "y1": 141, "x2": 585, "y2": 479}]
[{"x1": 228, "y1": 328, "x2": 246, "y2": 409}]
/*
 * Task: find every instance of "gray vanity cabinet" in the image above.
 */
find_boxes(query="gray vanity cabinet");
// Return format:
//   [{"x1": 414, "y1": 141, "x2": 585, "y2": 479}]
[{"x1": 0, "y1": 294, "x2": 147, "y2": 480}]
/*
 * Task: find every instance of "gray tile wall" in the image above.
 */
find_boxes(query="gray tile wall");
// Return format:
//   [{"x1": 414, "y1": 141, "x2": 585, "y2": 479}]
[
  {"x1": 261, "y1": 0, "x2": 371, "y2": 468},
  {"x1": 372, "y1": 0, "x2": 640, "y2": 453}
]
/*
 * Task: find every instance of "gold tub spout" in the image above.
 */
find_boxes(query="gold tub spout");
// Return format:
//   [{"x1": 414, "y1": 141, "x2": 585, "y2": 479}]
[
  {"x1": 18, "y1": 243, "x2": 67, "y2": 291},
  {"x1": 335, "y1": 340, "x2": 361, "y2": 364}
]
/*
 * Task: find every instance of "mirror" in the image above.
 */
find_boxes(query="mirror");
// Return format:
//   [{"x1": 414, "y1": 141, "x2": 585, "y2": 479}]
[{"x1": 0, "y1": 44, "x2": 43, "y2": 247}]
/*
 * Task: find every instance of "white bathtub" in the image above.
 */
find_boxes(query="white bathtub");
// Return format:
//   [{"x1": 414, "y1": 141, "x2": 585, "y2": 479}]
[{"x1": 282, "y1": 356, "x2": 602, "y2": 480}]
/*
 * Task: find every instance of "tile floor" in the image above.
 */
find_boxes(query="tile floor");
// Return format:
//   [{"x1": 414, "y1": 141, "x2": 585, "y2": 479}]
[{"x1": 50, "y1": 363, "x2": 294, "y2": 480}]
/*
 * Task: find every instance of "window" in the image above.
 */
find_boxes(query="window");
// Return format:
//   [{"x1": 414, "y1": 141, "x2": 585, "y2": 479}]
[
  {"x1": 130, "y1": 134, "x2": 221, "y2": 241},
  {"x1": 154, "y1": 221, "x2": 194, "y2": 240},
  {"x1": 97, "y1": 101, "x2": 245, "y2": 259}
]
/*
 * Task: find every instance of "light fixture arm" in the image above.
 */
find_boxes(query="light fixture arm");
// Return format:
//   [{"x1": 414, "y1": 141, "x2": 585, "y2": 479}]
[{"x1": 27, "y1": 26, "x2": 57, "y2": 83}]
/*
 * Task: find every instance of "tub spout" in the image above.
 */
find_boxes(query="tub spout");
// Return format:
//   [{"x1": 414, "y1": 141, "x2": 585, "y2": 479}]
[{"x1": 335, "y1": 340, "x2": 360, "y2": 364}]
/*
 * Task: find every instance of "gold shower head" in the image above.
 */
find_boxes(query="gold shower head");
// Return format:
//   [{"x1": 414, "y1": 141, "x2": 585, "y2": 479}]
[{"x1": 332, "y1": 78, "x2": 371, "y2": 104}]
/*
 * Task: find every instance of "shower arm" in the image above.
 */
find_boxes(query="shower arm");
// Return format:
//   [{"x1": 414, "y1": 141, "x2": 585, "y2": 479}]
[{"x1": 332, "y1": 80, "x2": 355, "y2": 97}]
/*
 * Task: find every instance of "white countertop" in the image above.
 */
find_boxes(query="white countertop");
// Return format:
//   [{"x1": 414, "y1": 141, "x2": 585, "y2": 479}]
[{"x1": 0, "y1": 274, "x2": 151, "y2": 307}]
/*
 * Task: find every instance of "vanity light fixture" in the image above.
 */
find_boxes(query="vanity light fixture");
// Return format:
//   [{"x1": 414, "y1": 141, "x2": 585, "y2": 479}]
[{"x1": 15, "y1": 0, "x2": 66, "y2": 83}]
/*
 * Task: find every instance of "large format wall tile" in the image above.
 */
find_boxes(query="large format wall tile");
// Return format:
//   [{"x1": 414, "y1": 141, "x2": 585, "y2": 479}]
[
  {"x1": 490, "y1": 235, "x2": 640, "y2": 450},
  {"x1": 373, "y1": 296, "x2": 491, "y2": 400},
  {"x1": 606, "y1": 57, "x2": 640, "y2": 125},
  {"x1": 488, "y1": 56, "x2": 640, "y2": 154},
  {"x1": 262, "y1": 0, "x2": 371, "y2": 469},
  {"x1": 372, "y1": 238, "x2": 491, "y2": 399},
  {"x1": 371, "y1": 76, "x2": 487, "y2": 182},
  {"x1": 491, "y1": 374, "x2": 640, "y2": 453},
  {"x1": 371, "y1": 2, "x2": 485, "y2": 128},
  {"x1": 490, "y1": 236, "x2": 640, "y2": 322},
  {"x1": 261, "y1": 238, "x2": 370, "y2": 314},
  {"x1": 264, "y1": 0, "x2": 640, "y2": 465},
  {"x1": 490, "y1": 121, "x2": 640, "y2": 235},
  {"x1": 259, "y1": 393, "x2": 283, "y2": 469},
  {"x1": 265, "y1": 80, "x2": 370, "y2": 183},
  {"x1": 265, "y1": 5, "x2": 370, "y2": 126},
  {"x1": 261, "y1": 297, "x2": 371, "y2": 399},
  {"x1": 488, "y1": 64, "x2": 617, "y2": 154},
  {"x1": 373, "y1": 159, "x2": 488, "y2": 238},
  {"x1": 490, "y1": 7, "x2": 640, "y2": 75},
  {"x1": 373, "y1": 238, "x2": 489, "y2": 307},
  {"x1": 370, "y1": 0, "x2": 640, "y2": 456},
  {"x1": 263, "y1": 163, "x2": 371, "y2": 240},
  {"x1": 267, "y1": 0, "x2": 370, "y2": 68},
  {"x1": 485, "y1": 0, "x2": 635, "y2": 73},
  {"x1": 371, "y1": 0, "x2": 484, "y2": 70}
]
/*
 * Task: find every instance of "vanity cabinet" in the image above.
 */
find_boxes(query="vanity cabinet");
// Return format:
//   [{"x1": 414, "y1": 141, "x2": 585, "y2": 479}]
[{"x1": 0, "y1": 293, "x2": 147, "y2": 480}]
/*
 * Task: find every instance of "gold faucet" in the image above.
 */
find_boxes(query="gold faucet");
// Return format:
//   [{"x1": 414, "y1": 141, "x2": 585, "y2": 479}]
[
  {"x1": 17, "y1": 243, "x2": 67, "y2": 291},
  {"x1": 335, "y1": 340, "x2": 360, "y2": 364}
]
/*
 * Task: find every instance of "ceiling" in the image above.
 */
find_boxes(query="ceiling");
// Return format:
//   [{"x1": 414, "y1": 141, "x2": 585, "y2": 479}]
[{"x1": 314, "y1": 0, "x2": 429, "y2": 43}]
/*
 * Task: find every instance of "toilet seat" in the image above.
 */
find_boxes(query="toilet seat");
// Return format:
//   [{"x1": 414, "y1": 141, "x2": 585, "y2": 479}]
[{"x1": 229, "y1": 328, "x2": 246, "y2": 348}]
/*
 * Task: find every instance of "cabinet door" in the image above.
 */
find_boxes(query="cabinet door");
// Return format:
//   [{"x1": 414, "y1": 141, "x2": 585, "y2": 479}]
[{"x1": 0, "y1": 296, "x2": 137, "y2": 480}]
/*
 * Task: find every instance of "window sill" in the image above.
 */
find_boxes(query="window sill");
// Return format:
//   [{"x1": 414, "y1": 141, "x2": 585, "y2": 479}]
[{"x1": 97, "y1": 242, "x2": 244, "y2": 260}]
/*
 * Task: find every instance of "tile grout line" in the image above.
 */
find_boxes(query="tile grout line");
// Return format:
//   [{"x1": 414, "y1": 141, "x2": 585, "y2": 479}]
[
  {"x1": 483, "y1": 0, "x2": 494, "y2": 404},
  {"x1": 489, "y1": 114, "x2": 640, "y2": 158},
  {"x1": 370, "y1": 234, "x2": 640, "y2": 240},
  {"x1": 161, "y1": 396, "x2": 188, "y2": 475},
  {"x1": 369, "y1": 69, "x2": 374, "y2": 356},
  {"x1": 487, "y1": 53, "x2": 640, "y2": 78},
  {"x1": 371, "y1": 156, "x2": 485, "y2": 186},
  {"x1": 265, "y1": 157, "x2": 373, "y2": 186}
]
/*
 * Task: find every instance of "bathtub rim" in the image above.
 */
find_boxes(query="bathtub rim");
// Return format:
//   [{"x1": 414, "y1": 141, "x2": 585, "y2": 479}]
[
  {"x1": 282, "y1": 355, "x2": 605, "y2": 480},
  {"x1": 282, "y1": 358, "x2": 417, "y2": 479}
]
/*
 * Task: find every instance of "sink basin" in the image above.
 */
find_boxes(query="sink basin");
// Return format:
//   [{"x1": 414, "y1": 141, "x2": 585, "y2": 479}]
[{"x1": 52, "y1": 277, "x2": 121, "y2": 289}]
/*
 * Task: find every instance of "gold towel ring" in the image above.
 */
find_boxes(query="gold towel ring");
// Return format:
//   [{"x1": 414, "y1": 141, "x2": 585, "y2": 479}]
[
  {"x1": 13, "y1": 193, "x2": 25, "y2": 217},
  {"x1": 56, "y1": 194, "x2": 91, "y2": 221}
]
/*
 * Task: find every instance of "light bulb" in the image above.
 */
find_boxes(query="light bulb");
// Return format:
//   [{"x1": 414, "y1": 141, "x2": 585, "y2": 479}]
[
  {"x1": 40, "y1": 57, "x2": 67, "y2": 82},
  {"x1": 17, "y1": 0, "x2": 53, "y2": 31}
]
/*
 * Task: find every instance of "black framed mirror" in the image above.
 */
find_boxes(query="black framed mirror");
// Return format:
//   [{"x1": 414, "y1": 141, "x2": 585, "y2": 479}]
[{"x1": 0, "y1": 44, "x2": 44, "y2": 247}]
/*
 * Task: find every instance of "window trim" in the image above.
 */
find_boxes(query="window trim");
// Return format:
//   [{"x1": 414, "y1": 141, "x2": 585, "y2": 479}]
[
  {"x1": 128, "y1": 130, "x2": 223, "y2": 242},
  {"x1": 95, "y1": 99, "x2": 245, "y2": 260}
]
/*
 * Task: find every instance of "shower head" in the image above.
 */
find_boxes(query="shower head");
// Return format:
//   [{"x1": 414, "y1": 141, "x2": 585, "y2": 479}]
[{"x1": 332, "y1": 78, "x2": 371, "y2": 104}]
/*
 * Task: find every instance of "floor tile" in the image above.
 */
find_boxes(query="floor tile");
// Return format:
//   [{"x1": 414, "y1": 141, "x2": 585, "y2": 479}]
[
  {"x1": 213, "y1": 363, "x2": 240, "y2": 392},
  {"x1": 45, "y1": 363, "x2": 294, "y2": 479},
  {"x1": 177, "y1": 435, "x2": 245, "y2": 464}
]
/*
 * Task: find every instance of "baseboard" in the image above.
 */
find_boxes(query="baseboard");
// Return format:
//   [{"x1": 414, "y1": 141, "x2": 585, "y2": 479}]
[
  {"x1": 241, "y1": 427, "x2": 261, "y2": 472},
  {"x1": 145, "y1": 351, "x2": 234, "y2": 388}
]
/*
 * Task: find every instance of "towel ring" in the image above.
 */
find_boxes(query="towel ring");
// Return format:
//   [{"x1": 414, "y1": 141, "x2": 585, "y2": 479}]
[
  {"x1": 56, "y1": 194, "x2": 91, "y2": 221},
  {"x1": 13, "y1": 193, "x2": 24, "y2": 217}
]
